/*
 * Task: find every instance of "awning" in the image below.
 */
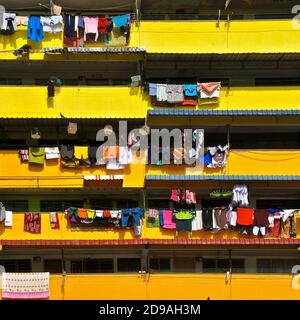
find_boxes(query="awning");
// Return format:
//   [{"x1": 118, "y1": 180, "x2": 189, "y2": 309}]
[
  {"x1": 148, "y1": 110, "x2": 300, "y2": 116},
  {"x1": 146, "y1": 175, "x2": 300, "y2": 181},
  {"x1": 1, "y1": 239, "x2": 299, "y2": 247},
  {"x1": 147, "y1": 52, "x2": 300, "y2": 62}
]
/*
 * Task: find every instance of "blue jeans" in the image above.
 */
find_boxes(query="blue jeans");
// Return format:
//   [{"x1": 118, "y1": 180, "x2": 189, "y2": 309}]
[{"x1": 121, "y1": 208, "x2": 143, "y2": 227}]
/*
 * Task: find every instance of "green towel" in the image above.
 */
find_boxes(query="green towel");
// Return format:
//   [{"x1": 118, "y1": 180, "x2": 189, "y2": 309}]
[{"x1": 29, "y1": 147, "x2": 45, "y2": 165}]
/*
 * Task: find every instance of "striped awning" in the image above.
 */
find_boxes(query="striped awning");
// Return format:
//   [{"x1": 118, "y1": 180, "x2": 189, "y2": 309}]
[
  {"x1": 1, "y1": 239, "x2": 299, "y2": 247},
  {"x1": 146, "y1": 175, "x2": 300, "y2": 181},
  {"x1": 148, "y1": 110, "x2": 300, "y2": 116},
  {"x1": 43, "y1": 47, "x2": 146, "y2": 54}
]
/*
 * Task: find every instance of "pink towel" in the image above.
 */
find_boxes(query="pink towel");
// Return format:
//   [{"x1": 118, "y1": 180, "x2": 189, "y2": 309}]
[
  {"x1": 162, "y1": 210, "x2": 176, "y2": 229},
  {"x1": 83, "y1": 16, "x2": 99, "y2": 41}
]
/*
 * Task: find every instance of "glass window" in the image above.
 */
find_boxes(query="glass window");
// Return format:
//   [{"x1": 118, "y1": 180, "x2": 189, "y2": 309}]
[
  {"x1": 117, "y1": 258, "x2": 141, "y2": 272},
  {"x1": 149, "y1": 258, "x2": 171, "y2": 271},
  {"x1": 2, "y1": 200, "x2": 28, "y2": 212},
  {"x1": 257, "y1": 259, "x2": 300, "y2": 274},
  {"x1": 203, "y1": 259, "x2": 245, "y2": 273},
  {"x1": 173, "y1": 257, "x2": 196, "y2": 273},
  {"x1": 83, "y1": 259, "x2": 114, "y2": 273},
  {"x1": 0, "y1": 259, "x2": 32, "y2": 272},
  {"x1": 44, "y1": 259, "x2": 62, "y2": 273}
]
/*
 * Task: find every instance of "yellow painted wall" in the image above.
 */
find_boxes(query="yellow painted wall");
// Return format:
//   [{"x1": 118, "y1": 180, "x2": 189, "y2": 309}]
[
  {"x1": 1, "y1": 20, "x2": 300, "y2": 59},
  {"x1": 0, "y1": 86, "x2": 145, "y2": 119},
  {"x1": 1, "y1": 86, "x2": 300, "y2": 119},
  {"x1": 0, "y1": 274, "x2": 299, "y2": 300}
]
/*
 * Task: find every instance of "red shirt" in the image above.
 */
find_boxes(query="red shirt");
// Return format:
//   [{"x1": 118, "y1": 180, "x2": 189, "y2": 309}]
[
  {"x1": 237, "y1": 208, "x2": 254, "y2": 226},
  {"x1": 98, "y1": 18, "x2": 108, "y2": 33}
]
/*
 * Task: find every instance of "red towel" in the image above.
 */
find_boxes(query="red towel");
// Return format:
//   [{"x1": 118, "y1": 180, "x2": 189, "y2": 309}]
[
  {"x1": 98, "y1": 17, "x2": 108, "y2": 33},
  {"x1": 237, "y1": 208, "x2": 254, "y2": 226}
]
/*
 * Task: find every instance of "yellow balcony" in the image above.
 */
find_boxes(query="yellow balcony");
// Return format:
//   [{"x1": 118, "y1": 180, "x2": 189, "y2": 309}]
[
  {"x1": 0, "y1": 151, "x2": 145, "y2": 189},
  {"x1": 0, "y1": 150, "x2": 300, "y2": 189},
  {"x1": 1, "y1": 20, "x2": 300, "y2": 60},
  {"x1": 0, "y1": 273, "x2": 298, "y2": 300},
  {"x1": 1, "y1": 85, "x2": 300, "y2": 120}
]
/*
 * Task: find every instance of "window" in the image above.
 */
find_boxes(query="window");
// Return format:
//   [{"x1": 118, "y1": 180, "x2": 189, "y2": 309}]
[
  {"x1": 149, "y1": 258, "x2": 171, "y2": 272},
  {"x1": 0, "y1": 259, "x2": 32, "y2": 272},
  {"x1": 257, "y1": 259, "x2": 300, "y2": 274},
  {"x1": 44, "y1": 259, "x2": 62, "y2": 273},
  {"x1": 117, "y1": 258, "x2": 141, "y2": 272},
  {"x1": 70, "y1": 259, "x2": 114, "y2": 273},
  {"x1": 148, "y1": 199, "x2": 171, "y2": 209},
  {"x1": 202, "y1": 259, "x2": 245, "y2": 273},
  {"x1": 2, "y1": 200, "x2": 28, "y2": 212},
  {"x1": 40, "y1": 200, "x2": 83, "y2": 212},
  {"x1": 173, "y1": 257, "x2": 196, "y2": 273}
]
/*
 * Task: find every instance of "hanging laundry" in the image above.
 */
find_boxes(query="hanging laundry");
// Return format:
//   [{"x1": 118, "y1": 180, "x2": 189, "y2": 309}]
[
  {"x1": 19, "y1": 149, "x2": 29, "y2": 162},
  {"x1": 162, "y1": 210, "x2": 176, "y2": 229},
  {"x1": 40, "y1": 15, "x2": 63, "y2": 33},
  {"x1": 182, "y1": 96, "x2": 198, "y2": 106},
  {"x1": 29, "y1": 147, "x2": 45, "y2": 165},
  {"x1": 267, "y1": 210, "x2": 281, "y2": 237},
  {"x1": 232, "y1": 185, "x2": 249, "y2": 207},
  {"x1": 202, "y1": 208, "x2": 213, "y2": 231},
  {"x1": 77, "y1": 208, "x2": 88, "y2": 219},
  {"x1": 66, "y1": 207, "x2": 78, "y2": 223},
  {"x1": 166, "y1": 84, "x2": 184, "y2": 104},
  {"x1": 0, "y1": 202, "x2": 6, "y2": 223},
  {"x1": 0, "y1": 13, "x2": 17, "y2": 35},
  {"x1": 45, "y1": 147, "x2": 60, "y2": 160},
  {"x1": 213, "y1": 208, "x2": 228, "y2": 230},
  {"x1": 98, "y1": 17, "x2": 109, "y2": 33},
  {"x1": 51, "y1": 4, "x2": 62, "y2": 16},
  {"x1": 24, "y1": 213, "x2": 41, "y2": 233},
  {"x1": 83, "y1": 16, "x2": 99, "y2": 41},
  {"x1": 156, "y1": 84, "x2": 168, "y2": 102},
  {"x1": 76, "y1": 16, "x2": 85, "y2": 47},
  {"x1": 192, "y1": 210, "x2": 203, "y2": 231},
  {"x1": 228, "y1": 209, "x2": 237, "y2": 227},
  {"x1": 60, "y1": 145, "x2": 75, "y2": 164},
  {"x1": 197, "y1": 82, "x2": 221, "y2": 99},
  {"x1": 15, "y1": 16, "x2": 28, "y2": 26},
  {"x1": 170, "y1": 189, "x2": 180, "y2": 202},
  {"x1": 121, "y1": 208, "x2": 144, "y2": 228},
  {"x1": 236, "y1": 208, "x2": 254, "y2": 226},
  {"x1": 176, "y1": 219, "x2": 193, "y2": 232},
  {"x1": 4, "y1": 211, "x2": 13, "y2": 227},
  {"x1": 112, "y1": 14, "x2": 129, "y2": 28},
  {"x1": 50, "y1": 212, "x2": 59, "y2": 229},
  {"x1": 27, "y1": 16, "x2": 44, "y2": 42},
  {"x1": 183, "y1": 84, "x2": 198, "y2": 97},
  {"x1": 74, "y1": 146, "x2": 88, "y2": 164},
  {"x1": 2, "y1": 272, "x2": 50, "y2": 300},
  {"x1": 103, "y1": 146, "x2": 120, "y2": 160},
  {"x1": 149, "y1": 83, "x2": 157, "y2": 97},
  {"x1": 206, "y1": 145, "x2": 229, "y2": 168},
  {"x1": 64, "y1": 14, "x2": 75, "y2": 38},
  {"x1": 119, "y1": 146, "x2": 132, "y2": 165},
  {"x1": 174, "y1": 209, "x2": 195, "y2": 220}
]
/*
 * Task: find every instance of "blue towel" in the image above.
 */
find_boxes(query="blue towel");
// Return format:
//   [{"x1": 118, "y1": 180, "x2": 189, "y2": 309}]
[
  {"x1": 183, "y1": 84, "x2": 198, "y2": 97},
  {"x1": 112, "y1": 14, "x2": 129, "y2": 28},
  {"x1": 204, "y1": 152, "x2": 213, "y2": 165},
  {"x1": 27, "y1": 16, "x2": 44, "y2": 42},
  {"x1": 149, "y1": 83, "x2": 157, "y2": 96}
]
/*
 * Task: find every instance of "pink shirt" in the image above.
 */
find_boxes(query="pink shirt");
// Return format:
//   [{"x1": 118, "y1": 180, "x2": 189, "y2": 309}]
[
  {"x1": 163, "y1": 210, "x2": 176, "y2": 229},
  {"x1": 83, "y1": 16, "x2": 98, "y2": 41}
]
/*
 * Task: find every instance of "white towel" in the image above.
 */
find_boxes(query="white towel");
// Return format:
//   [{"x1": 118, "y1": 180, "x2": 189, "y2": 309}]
[{"x1": 4, "y1": 211, "x2": 12, "y2": 227}]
